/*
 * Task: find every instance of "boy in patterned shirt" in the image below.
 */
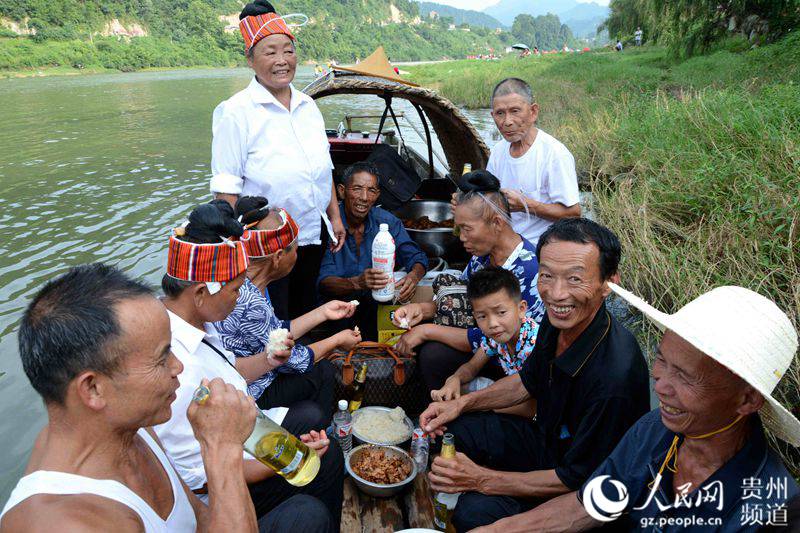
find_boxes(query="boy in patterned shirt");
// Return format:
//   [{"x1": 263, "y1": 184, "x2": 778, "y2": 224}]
[{"x1": 431, "y1": 266, "x2": 538, "y2": 413}]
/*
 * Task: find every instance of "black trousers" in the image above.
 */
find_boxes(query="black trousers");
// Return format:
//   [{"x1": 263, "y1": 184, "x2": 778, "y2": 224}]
[
  {"x1": 257, "y1": 494, "x2": 333, "y2": 533},
  {"x1": 256, "y1": 360, "x2": 336, "y2": 420},
  {"x1": 447, "y1": 412, "x2": 551, "y2": 532},
  {"x1": 248, "y1": 399, "x2": 344, "y2": 532},
  {"x1": 417, "y1": 341, "x2": 506, "y2": 393}
]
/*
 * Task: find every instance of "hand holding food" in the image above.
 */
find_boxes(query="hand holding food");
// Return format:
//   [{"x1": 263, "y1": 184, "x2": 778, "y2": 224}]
[
  {"x1": 267, "y1": 328, "x2": 294, "y2": 354},
  {"x1": 322, "y1": 300, "x2": 357, "y2": 321},
  {"x1": 392, "y1": 303, "x2": 424, "y2": 329},
  {"x1": 336, "y1": 328, "x2": 362, "y2": 351}
]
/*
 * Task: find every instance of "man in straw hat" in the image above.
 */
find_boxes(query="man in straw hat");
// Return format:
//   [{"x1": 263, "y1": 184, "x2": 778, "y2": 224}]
[{"x1": 470, "y1": 285, "x2": 799, "y2": 531}]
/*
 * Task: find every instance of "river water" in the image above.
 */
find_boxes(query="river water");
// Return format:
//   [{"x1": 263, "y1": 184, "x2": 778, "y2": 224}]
[{"x1": 0, "y1": 66, "x2": 501, "y2": 504}]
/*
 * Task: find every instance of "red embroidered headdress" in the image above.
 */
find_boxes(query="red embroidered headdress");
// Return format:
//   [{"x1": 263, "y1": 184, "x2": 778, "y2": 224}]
[
  {"x1": 167, "y1": 232, "x2": 248, "y2": 284},
  {"x1": 239, "y1": 9, "x2": 295, "y2": 52},
  {"x1": 241, "y1": 208, "x2": 299, "y2": 257}
]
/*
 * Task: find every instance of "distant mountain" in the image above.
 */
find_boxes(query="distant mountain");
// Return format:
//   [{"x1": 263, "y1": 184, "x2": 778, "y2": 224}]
[
  {"x1": 484, "y1": 0, "x2": 609, "y2": 37},
  {"x1": 416, "y1": 2, "x2": 505, "y2": 29},
  {"x1": 560, "y1": 3, "x2": 610, "y2": 37}
]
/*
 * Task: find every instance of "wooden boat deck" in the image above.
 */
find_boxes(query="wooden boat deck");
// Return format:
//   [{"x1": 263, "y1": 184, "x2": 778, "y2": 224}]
[{"x1": 341, "y1": 473, "x2": 437, "y2": 532}]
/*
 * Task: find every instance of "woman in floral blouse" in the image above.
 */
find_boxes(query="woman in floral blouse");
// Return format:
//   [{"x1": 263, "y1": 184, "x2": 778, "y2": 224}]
[{"x1": 392, "y1": 170, "x2": 544, "y2": 393}]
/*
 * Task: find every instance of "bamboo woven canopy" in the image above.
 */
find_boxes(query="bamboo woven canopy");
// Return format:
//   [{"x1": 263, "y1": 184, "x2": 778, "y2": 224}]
[{"x1": 303, "y1": 65, "x2": 490, "y2": 175}]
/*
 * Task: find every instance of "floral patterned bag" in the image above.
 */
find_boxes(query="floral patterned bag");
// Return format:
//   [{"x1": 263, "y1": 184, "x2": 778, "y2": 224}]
[{"x1": 432, "y1": 273, "x2": 475, "y2": 329}]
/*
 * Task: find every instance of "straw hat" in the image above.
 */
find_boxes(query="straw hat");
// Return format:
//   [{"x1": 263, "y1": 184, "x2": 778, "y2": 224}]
[{"x1": 609, "y1": 283, "x2": 800, "y2": 446}]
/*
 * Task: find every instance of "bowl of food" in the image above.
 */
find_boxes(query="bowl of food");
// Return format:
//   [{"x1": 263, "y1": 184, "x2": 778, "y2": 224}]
[
  {"x1": 351, "y1": 406, "x2": 414, "y2": 447},
  {"x1": 346, "y1": 444, "x2": 417, "y2": 497},
  {"x1": 393, "y1": 200, "x2": 460, "y2": 259}
]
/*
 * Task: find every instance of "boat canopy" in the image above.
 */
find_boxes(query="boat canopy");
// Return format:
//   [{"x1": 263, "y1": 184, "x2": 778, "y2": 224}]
[{"x1": 304, "y1": 48, "x2": 490, "y2": 178}]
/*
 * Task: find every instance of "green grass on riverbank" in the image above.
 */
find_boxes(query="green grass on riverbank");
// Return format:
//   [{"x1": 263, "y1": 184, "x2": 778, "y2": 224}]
[
  {"x1": 0, "y1": 36, "x2": 242, "y2": 75},
  {"x1": 409, "y1": 37, "x2": 800, "y2": 473}
]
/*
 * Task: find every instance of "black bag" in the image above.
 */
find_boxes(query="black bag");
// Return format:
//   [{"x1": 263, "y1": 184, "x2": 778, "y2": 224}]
[
  {"x1": 432, "y1": 273, "x2": 475, "y2": 329},
  {"x1": 331, "y1": 342, "x2": 428, "y2": 416},
  {"x1": 366, "y1": 144, "x2": 423, "y2": 211}
]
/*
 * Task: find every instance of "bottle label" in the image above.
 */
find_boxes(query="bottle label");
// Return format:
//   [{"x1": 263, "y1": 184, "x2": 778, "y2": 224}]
[
  {"x1": 348, "y1": 400, "x2": 362, "y2": 412},
  {"x1": 336, "y1": 423, "x2": 352, "y2": 438},
  {"x1": 279, "y1": 449, "x2": 304, "y2": 475}
]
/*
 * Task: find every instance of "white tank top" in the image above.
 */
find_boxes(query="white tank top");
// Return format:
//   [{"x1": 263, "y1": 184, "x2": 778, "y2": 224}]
[{"x1": 0, "y1": 428, "x2": 196, "y2": 532}]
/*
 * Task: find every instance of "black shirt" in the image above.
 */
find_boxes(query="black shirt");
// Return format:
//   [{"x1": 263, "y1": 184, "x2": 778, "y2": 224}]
[{"x1": 519, "y1": 301, "x2": 650, "y2": 489}]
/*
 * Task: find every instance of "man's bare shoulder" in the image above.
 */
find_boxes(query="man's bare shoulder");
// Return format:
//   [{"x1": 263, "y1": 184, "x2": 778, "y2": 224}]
[{"x1": 1, "y1": 493, "x2": 144, "y2": 533}]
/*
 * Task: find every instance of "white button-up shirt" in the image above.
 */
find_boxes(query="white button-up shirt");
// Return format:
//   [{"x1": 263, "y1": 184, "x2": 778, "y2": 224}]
[
  {"x1": 210, "y1": 78, "x2": 334, "y2": 246},
  {"x1": 154, "y1": 310, "x2": 286, "y2": 490}
]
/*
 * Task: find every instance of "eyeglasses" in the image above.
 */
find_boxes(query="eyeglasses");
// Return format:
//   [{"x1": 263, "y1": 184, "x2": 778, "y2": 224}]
[{"x1": 347, "y1": 186, "x2": 380, "y2": 196}]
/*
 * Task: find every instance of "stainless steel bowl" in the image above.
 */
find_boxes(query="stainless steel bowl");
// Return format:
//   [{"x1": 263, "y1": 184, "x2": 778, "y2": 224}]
[
  {"x1": 351, "y1": 406, "x2": 414, "y2": 447},
  {"x1": 393, "y1": 200, "x2": 460, "y2": 259},
  {"x1": 346, "y1": 444, "x2": 418, "y2": 498}
]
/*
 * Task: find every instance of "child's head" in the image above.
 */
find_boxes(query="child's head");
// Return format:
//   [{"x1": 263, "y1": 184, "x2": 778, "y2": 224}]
[{"x1": 467, "y1": 267, "x2": 527, "y2": 344}]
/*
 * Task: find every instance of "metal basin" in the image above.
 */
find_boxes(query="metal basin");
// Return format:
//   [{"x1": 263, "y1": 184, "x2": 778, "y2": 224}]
[
  {"x1": 393, "y1": 200, "x2": 461, "y2": 259},
  {"x1": 346, "y1": 444, "x2": 417, "y2": 498}
]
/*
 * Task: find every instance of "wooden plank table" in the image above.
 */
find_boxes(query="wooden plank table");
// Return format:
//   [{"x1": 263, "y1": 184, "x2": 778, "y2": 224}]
[{"x1": 342, "y1": 473, "x2": 437, "y2": 533}]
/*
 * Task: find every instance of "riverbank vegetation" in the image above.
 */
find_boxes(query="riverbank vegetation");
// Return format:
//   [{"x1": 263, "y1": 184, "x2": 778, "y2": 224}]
[
  {"x1": 408, "y1": 35, "x2": 800, "y2": 473},
  {"x1": 0, "y1": 0, "x2": 516, "y2": 74}
]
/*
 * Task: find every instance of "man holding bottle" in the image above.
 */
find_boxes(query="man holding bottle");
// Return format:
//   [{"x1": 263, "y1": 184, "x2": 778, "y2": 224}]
[
  {"x1": 419, "y1": 219, "x2": 650, "y2": 531},
  {"x1": 1, "y1": 263, "x2": 332, "y2": 532},
  {"x1": 318, "y1": 162, "x2": 428, "y2": 339}
]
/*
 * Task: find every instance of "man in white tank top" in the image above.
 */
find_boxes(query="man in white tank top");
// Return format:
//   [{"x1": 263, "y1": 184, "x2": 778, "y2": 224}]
[{"x1": 1, "y1": 264, "x2": 330, "y2": 532}]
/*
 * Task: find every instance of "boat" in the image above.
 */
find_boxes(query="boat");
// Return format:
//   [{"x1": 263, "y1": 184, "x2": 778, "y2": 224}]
[{"x1": 303, "y1": 47, "x2": 488, "y2": 264}]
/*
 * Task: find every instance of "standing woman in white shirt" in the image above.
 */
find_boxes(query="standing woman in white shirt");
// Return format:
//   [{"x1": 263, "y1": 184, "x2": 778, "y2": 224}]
[{"x1": 211, "y1": 0, "x2": 345, "y2": 320}]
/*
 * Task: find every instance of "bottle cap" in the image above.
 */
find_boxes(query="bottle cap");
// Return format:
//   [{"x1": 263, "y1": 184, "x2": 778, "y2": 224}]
[
  {"x1": 338, "y1": 399, "x2": 348, "y2": 411},
  {"x1": 379, "y1": 223, "x2": 389, "y2": 232}
]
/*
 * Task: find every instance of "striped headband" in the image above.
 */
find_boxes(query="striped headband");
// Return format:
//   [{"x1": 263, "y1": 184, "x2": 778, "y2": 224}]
[
  {"x1": 166, "y1": 233, "x2": 249, "y2": 284},
  {"x1": 241, "y1": 208, "x2": 299, "y2": 257},
  {"x1": 240, "y1": 12, "x2": 295, "y2": 52}
]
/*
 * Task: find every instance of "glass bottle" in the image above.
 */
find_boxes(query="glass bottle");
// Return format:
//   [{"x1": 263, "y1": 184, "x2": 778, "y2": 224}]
[
  {"x1": 192, "y1": 385, "x2": 320, "y2": 487},
  {"x1": 346, "y1": 362, "x2": 368, "y2": 412},
  {"x1": 433, "y1": 433, "x2": 460, "y2": 531}
]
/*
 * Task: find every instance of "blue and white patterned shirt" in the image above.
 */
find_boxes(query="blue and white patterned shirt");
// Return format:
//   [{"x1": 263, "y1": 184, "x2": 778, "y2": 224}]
[
  {"x1": 210, "y1": 278, "x2": 314, "y2": 400},
  {"x1": 462, "y1": 236, "x2": 544, "y2": 350}
]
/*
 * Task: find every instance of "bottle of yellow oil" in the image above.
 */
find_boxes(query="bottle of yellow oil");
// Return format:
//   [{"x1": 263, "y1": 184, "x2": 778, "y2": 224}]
[
  {"x1": 433, "y1": 433, "x2": 460, "y2": 531},
  {"x1": 192, "y1": 385, "x2": 320, "y2": 487},
  {"x1": 347, "y1": 362, "x2": 368, "y2": 412}
]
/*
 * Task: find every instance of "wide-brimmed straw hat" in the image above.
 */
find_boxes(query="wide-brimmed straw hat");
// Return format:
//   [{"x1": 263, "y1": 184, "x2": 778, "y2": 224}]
[{"x1": 609, "y1": 283, "x2": 800, "y2": 446}]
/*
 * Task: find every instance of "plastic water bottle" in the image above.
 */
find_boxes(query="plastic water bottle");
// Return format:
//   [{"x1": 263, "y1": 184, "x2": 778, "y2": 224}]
[
  {"x1": 333, "y1": 400, "x2": 353, "y2": 454},
  {"x1": 410, "y1": 427, "x2": 429, "y2": 473},
  {"x1": 371, "y1": 223, "x2": 396, "y2": 302}
]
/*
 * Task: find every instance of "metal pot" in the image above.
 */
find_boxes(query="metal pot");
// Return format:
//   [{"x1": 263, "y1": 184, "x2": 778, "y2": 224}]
[
  {"x1": 393, "y1": 200, "x2": 465, "y2": 260},
  {"x1": 346, "y1": 444, "x2": 418, "y2": 498}
]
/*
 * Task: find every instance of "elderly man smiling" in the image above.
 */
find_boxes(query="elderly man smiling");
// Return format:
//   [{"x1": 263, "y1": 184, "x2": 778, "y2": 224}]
[
  {"x1": 486, "y1": 77, "x2": 581, "y2": 246},
  {"x1": 318, "y1": 162, "x2": 428, "y2": 339},
  {"x1": 472, "y1": 285, "x2": 800, "y2": 532},
  {"x1": 419, "y1": 217, "x2": 650, "y2": 531}
]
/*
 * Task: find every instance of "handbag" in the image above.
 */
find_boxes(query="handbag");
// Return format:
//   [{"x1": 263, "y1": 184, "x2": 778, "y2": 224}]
[
  {"x1": 331, "y1": 341, "x2": 428, "y2": 416},
  {"x1": 432, "y1": 273, "x2": 475, "y2": 329}
]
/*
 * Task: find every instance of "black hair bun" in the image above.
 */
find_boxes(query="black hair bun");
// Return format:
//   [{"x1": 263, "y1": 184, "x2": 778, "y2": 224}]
[
  {"x1": 183, "y1": 203, "x2": 244, "y2": 244},
  {"x1": 240, "y1": 0, "x2": 276, "y2": 20},
  {"x1": 458, "y1": 169, "x2": 501, "y2": 193},
  {"x1": 235, "y1": 196, "x2": 270, "y2": 226}
]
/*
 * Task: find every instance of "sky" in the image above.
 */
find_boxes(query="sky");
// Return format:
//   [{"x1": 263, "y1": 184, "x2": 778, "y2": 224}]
[{"x1": 425, "y1": 0, "x2": 610, "y2": 11}]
